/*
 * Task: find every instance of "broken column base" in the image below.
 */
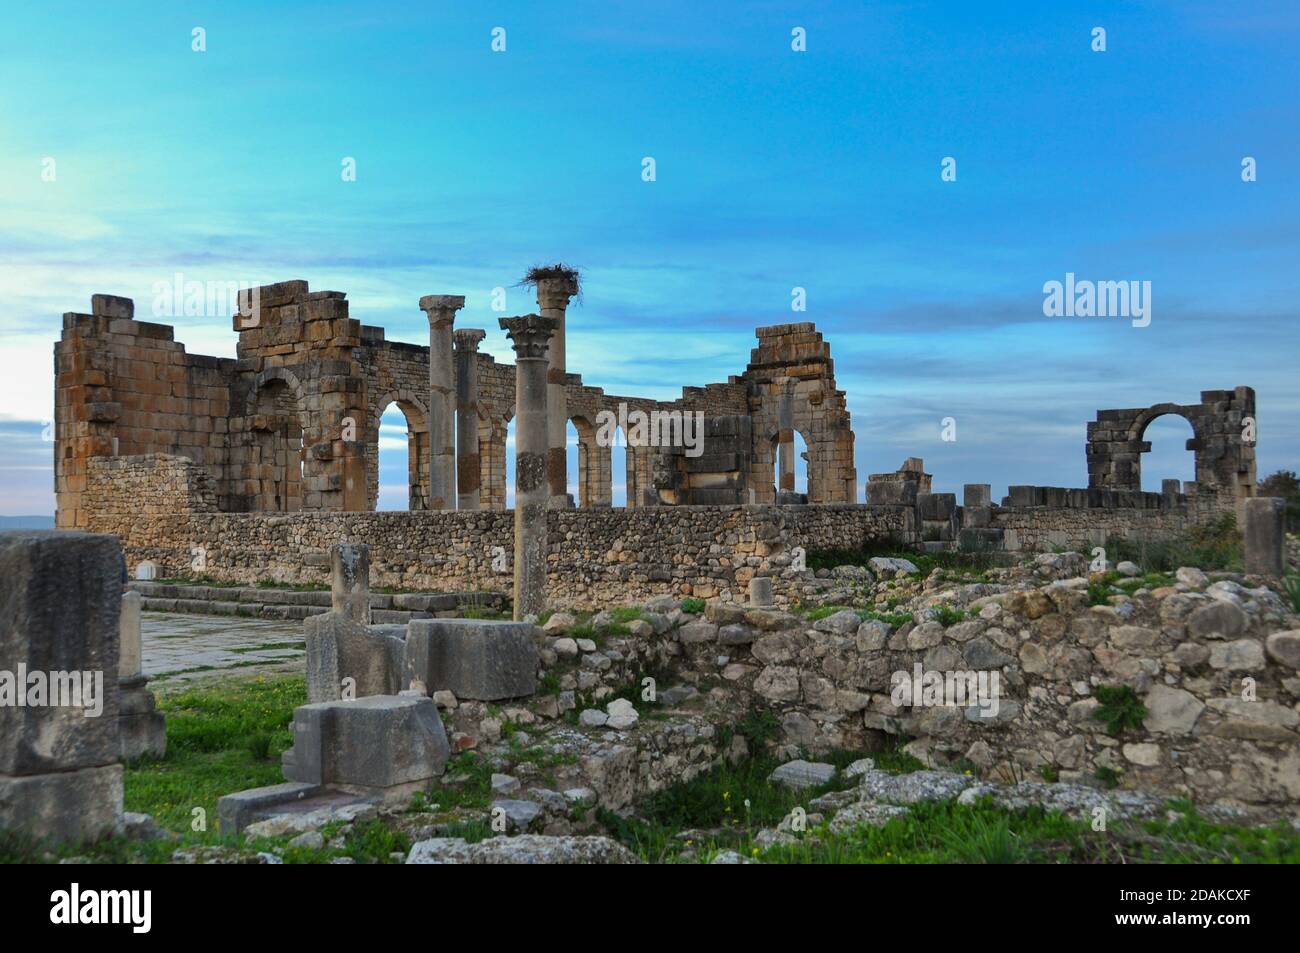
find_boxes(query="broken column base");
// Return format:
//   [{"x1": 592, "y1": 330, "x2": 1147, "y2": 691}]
[
  {"x1": 0, "y1": 764, "x2": 124, "y2": 843},
  {"x1": 119, "y1": 676, "x2": 167, "y2": 761}
]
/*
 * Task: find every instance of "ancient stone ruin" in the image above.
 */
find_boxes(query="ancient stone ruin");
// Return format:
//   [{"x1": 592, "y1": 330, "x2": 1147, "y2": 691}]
[{"x1": 50, "y1": 274, "x2": 1282, "y2": 612}]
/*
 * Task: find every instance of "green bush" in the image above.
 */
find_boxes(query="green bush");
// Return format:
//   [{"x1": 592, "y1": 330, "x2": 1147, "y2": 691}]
[{"x1": 1093, "y1": 684, "x2": 1147, "y2": 736}]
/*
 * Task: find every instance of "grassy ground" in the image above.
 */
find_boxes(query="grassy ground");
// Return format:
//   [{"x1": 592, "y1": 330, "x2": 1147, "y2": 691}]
[
  {"x1": 2, "y1": 673, "x2": 1296, "y2": 864},
  {"x1": 597, "y1": 747, "x2": 1300, "y2": 864},
  {"x1": 0, "y1": 675, "x2": 415, "y2": 864}
]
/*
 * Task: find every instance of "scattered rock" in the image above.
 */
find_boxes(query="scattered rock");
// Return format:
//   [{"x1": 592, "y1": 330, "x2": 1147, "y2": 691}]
[{"x1": 769, "y1": 759, "x2": 837, "y2": 789}]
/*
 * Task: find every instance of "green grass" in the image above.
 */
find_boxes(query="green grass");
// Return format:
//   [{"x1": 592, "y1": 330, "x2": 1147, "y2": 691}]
[
  {"x1": 926, "y1": 604, "x2": 967, "y2": 626},
  {"x1": 858, "y1": 608, "x2": 914, "y2": 628},
  {"x1": 124, "y1": 675, "x2": 306, "y2": 831},
  {"x1": 680, "y1": 597, "x2": 706, "y2": 614},
  {"x1": 1106, "y1": 514, "x2": 1242, "y2": 574},
  {"x1": 1282, "y1": 574, "x2": 1300, "y2": 614},
  {"x1": 755, "y1": 798, "x2": 1300, "y2": 864}
]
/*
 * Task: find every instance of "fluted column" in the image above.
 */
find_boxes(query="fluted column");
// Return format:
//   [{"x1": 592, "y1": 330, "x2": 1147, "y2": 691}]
[
  {"x1": 419, "y1": 294, "x2": 464, "y2": 509},
  {"x1": 500, "y1": 313, "x2": 559, "y2": 619},
  {"x1": 453, "y1": 328, "x2": 486, "y2": 510},
  {"x1": 534, "y1": 274, "x2": 579, "y2": 508}
]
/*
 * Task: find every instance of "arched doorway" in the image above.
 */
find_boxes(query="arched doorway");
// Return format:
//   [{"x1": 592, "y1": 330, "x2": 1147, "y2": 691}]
[
  {"x1": 1139, "y1": 413, "x2": 1196, "y2": 493},
  {"x1": 376, "y1": 401, "x2": 422, "y2": 510}
]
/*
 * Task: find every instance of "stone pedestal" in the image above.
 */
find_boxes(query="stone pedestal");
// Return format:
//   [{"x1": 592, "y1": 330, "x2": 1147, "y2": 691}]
[
  {"x1": 420, "y1": 294, "x2": 465, "y2": 510},
  {"x1": 1243, "y1": 496, "x2": 1285, "y2": 576},
  {"x1": 533, "y1": 274, "x2": 578, "y2": 509},
  {"x1": 749, "y1": 576, "x2": 774, "y2": 607},
  {"x1": 118, "y1": 591, "x2": 166, "y2": 760},
  {"x1": 0, "y1": 531, "x2": 124, "y2": 843},
  {"x1": 453, "y1": 328, "x2": 486, "y2": 510}
]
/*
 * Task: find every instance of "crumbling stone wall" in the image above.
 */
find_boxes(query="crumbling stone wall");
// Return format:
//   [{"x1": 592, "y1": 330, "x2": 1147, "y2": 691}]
[
  {"x1": 54, "y1": 295, "x2": 233, "y2": 528},
  {"x1": 639, "y1": 570, "x2": 1300, "y2": 811},
  {"x1": 85, "y1": 454, "x2": 218, "y2": 517},
  {"x1": 85, "y1": 494, "x2": 912, "y2": 607},
  {"x1": 56, "y1": 284, "x2": 853, "y2": 527}
]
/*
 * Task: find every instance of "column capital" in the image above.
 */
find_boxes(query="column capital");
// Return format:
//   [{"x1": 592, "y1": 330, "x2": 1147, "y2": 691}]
[
  {"x1": 453, "y1": 327, "x2": 487, "y2": 352},
  {"x1": 534, "y1": 278, "x2": 578, "y2": 312},
  {"x1": 419, "y1": 294, "x2": 466, "y2": 326},
  {"x1": 524, "y1": 266, "x2": 580, "y2": 312},
  {"x1": 499, "y1": 314, "x2": 558, "y2": 360}
]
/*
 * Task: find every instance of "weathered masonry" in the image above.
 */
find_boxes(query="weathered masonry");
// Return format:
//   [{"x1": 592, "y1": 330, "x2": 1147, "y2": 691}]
[{"x1": 54, "y1": 278, "x2": 857, "y2": 528}]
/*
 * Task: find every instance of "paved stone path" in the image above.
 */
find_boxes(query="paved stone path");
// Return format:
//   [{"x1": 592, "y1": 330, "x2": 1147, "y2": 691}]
[{"x1": 143, "y1": 612, "x2": 305, "y2": 690}]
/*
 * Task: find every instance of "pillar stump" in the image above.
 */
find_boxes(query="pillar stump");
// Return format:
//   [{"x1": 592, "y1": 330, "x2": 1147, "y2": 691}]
[{"x1": 1243, "y1": 496, "x2": 1285, "y2": 576}]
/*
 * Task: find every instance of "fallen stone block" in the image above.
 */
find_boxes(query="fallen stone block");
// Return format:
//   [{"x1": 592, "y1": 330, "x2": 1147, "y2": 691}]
[
  {"x1": 0, "y1": 764, "x2": 123, "y2": 844},
  {"x1": 405, "y1": 619, "x2": 538, "y2": 701},
  {"x1": 281, "y1": 695, "x2": 449, "y2": 802},
  {"x1": 769, "y1": 759, "x2": 837, "y2": 789},
  {"x1": 406, "y1": 834, "x2": 641, "y2": 864}
]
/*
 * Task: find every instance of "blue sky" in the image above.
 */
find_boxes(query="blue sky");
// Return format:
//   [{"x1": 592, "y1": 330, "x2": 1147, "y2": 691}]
[{"x1": 2, "y1": 1, "x2": 1297, "y2": 513}]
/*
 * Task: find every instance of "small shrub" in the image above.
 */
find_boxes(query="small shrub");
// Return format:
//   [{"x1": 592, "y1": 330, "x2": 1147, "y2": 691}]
[
  {"x1": 1095, "y1": 766, "x2": 1122, "y2": 789},
  {"x1": 734, "y1": 708, "x2": 781, "y2": 749},
  {"x1": 1087, "y1": 581, "x2": 1111, "y2": 606},
  {"x1": 1282, "y1": 574, "x2": 1300, "y2": 614},
  {"x1": 246, "y1": 732, "x2": 273, "y2": 761},
  {"x1": 1040, "y1": 764, "x2": 1060, "y2": 783},
  {"x1": 1092, "y1": 684, "x2": 1147, "y2": 737},
  {"x1": 680, "y1": 597, "x2": 706, "y2": 615},
  {"x1": 928, "y1": 604, "x2": 966, "y2": 626}
]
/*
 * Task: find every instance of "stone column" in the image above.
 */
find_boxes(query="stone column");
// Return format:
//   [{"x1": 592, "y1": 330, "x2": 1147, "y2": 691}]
[
  {"x1": 1243, "y1": 497, "x2": 1285, "y2": 576},
  {"x1": 534, "y1": 275, "x2": 579, "y2": 508},
  {"x1": 453, "y1": 329, "x2": 486, "y2": 510},
  {"x1": 330, "y1": 542, "x2": 370, "y2": 624},
  {"x1": 420, "y1": 295, "x2": 465, "y2": 510},
  {"x1": 499, "y1": 314, "x2": 559, "y2": 619}
]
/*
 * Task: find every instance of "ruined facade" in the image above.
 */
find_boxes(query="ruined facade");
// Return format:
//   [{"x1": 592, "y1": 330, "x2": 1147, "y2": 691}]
[{"x1": 54, "y1": 282, "x2": 857, "y2": 529}]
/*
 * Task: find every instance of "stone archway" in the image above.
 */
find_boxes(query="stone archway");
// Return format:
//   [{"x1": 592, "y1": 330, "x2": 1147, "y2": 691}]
[
  {"x1": 1086, "y1": 387, "x2": 1257, "y2": 504},
  {"x1": 237, "y1": 367, "x2": 310, "y2": 513},
  {"x1": 370, "y1": 392, "x2": 429, "y2": 511},
  {"x1": 571, "y1": 415, "x2": 611, "y2": 507},
  {"x1": 481, "y1": 414, "x2": 510, "y2": 511}
]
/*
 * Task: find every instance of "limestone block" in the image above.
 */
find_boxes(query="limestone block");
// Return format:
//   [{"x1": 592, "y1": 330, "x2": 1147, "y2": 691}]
[
  {"x1": 0, "y1": 764, "x2": 123, "y2": 844},
  {"x1": 282, "y1": 695, "x2": 449, "y2": 791},
  {"x1": 1243, "y1": 497, "x2": 1284, "y2": 576},
  {"x1": 0, "y1": 531, "x2": 121, "y2": 776},
  {"x1": 405, "y1": 619, "x2": 538, "y2": 701},
  {"x1": 304, "y1": 612, "x2": 404, "y2": 704}
]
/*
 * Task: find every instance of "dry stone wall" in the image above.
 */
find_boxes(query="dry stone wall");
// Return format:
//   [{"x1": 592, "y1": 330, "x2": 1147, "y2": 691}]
[
  {"x1": 85, "y1": 466, "x2": 913, "y2": 607},
  {"x1": 626, "y1": 564, "x2": 1300, "y2": 813}
]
